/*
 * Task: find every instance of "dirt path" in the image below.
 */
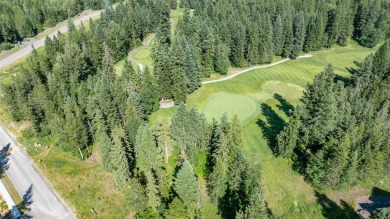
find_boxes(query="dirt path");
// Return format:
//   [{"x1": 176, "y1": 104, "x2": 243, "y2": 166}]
[{"x1": 202, "y1": 54, "x2": 313, "y2": 85}]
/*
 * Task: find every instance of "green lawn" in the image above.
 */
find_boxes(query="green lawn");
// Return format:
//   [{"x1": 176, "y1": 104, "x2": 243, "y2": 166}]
[
  {"x1": 132, "y1": 46, "x2": 154, "y2": 72},
  {"x1": 149, "y1": 41, "x2": 385, "y2": 218},
  {"x1": 202, "y1": 92, "x2": 259, "y2": 125}
]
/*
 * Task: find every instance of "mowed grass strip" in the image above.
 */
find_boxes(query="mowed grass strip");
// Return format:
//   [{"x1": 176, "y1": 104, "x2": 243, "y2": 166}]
[{"x1": 149, "y1": 42, "x2": 378, "y2": 218}]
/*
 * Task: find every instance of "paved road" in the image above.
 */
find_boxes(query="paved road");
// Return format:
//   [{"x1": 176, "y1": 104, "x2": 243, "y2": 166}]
[
  {"x1": 0, "y1": 124, "x2": 74, "y2": 218},
  {"x1": 127, "y1": 34, "x2": 155, "y2": 72},
  {"x1": 202, "y1": 54, "x2": 313, "y2": 85},
  {"x1": 127, "y1": 19, "x2": 173, "y2": 72},
  {"x1": 0, "y1": 10, "x2": 102, "y2": 70}
]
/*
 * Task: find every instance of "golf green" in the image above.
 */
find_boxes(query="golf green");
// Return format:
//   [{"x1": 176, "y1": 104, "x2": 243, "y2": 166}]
[{"x1": 202, "y1": 92, "x2": 258, "y2": 125}]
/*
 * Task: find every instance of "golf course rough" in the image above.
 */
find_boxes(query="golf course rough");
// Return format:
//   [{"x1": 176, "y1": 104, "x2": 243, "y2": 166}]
[{"x1": 202, "y1": 92, "x2": 259, "y2": 125}]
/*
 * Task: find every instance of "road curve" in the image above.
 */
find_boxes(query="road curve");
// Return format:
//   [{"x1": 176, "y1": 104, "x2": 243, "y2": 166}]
[
  {"x1": 202, "y1": 54, "x2": 313, "y2": 85},
  {"x1": 127, "y1": 34, "x2": 155, "y2": 72},
  {"x1": 127, "y1": 19, "x2": 174, "y2": 71},
  {"x1": 0, "y1": 10, "x2": 102, "y2": 70},
  {"x1": 0, "y1": 123, "x2": 74, "y2": 218}
]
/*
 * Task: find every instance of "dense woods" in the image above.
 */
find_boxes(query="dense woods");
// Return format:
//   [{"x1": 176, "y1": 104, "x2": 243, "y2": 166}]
[
  {"x1": 0, "y1": 1, "x2": 270, "y2": 218},
  {"x1": 1, "y1": 0, "x2": 390, "y2": 217},
  {"x1": 0, "y1": 0, "x2": 111, "y2": 51},
  {"x1": 277, "y1": 40, "x2": 390, "y2": 189},
  {"x1": 150, "y1": 0, "x2": 390, "y2": 103},
  {"x1": 153, "y1": 0, "x2": 390, "y2": 80}
]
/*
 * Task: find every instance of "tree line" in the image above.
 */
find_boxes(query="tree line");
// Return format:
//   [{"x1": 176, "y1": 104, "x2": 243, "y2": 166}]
[
  {"x1": 154, "y1": 0, "x2": 390, "y2": 80},
  {"x1": 119, "y1": 106, "x2": 269, "y2": 218},
  {"x1": 276, "y1": 39, "x2": 390, "y2": 189},
  {"x1": 0, "y1": 1, "x2": 270, "y2": 218},
  {"x1": 1, "y1": 1, "x2": 165, "y2": 157},
  {"x1": 0, "y1": 0, "x2": 114, "y2": 51}
]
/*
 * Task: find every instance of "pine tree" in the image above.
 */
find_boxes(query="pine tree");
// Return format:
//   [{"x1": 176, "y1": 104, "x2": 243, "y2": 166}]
[
  {"x1": 214, "y1": 43, "x2": 230, "y2": 75},
  {"x1": 200, "y1": 24, "x2": 215, "y2": 77},
  {"x1": 170, "y1": 103, "x2": 188, "y2": 152},
  {"x1": 230, "y1": 21, "x2": 245, "y2": 67},
  {"x1": 258, "y1": 13, "x2": 274, "y2": 63},
  {"x1": 164, "y1": 197, "x2": 189, "y2": 219},
  {"x1": 276, "y1": 116, "x2": 301, "y2": 157},
  {"x1": 110, "y1": 124, "x2": 131, "y2": 186},
  {"x1": 291, "y1": 11, "x2": 305, "y2": 59},
  {"x1": 173, "y1": 160, "x2": 200, "y2": 216},
  {"x1": 121, "y1": 60, "x2": 141, "y2": 92},
  {"x1": 185, "y1": 42, "x2": 201, "y2": 93},
  {"x1": 273, "y1": 15, "x2": 284, "y2": 56},
  {"x1": 281, "y1": 2, "x2": 294, "y2": 57},
  {"x1": 139, "y1": 66, "x2": 160, "y2": 115},
  {"x1": 243, "y1": 188, "x2": 269, "y2": 219},
  {"x1": 134, "y1": 123, "x2": 163, "y2": 173},
  {"x1": 102, "y1": 45, "x2": 116, "y2": 81},
  {"x1": 155, "y1": 120, "x2": 174, "y2": 163},
  {"x1": 145, "y1": 170, "x2": 160, "y2": 211},
  {"x1": 209, "y1": 158, "x2": 227, "y2": 204}
]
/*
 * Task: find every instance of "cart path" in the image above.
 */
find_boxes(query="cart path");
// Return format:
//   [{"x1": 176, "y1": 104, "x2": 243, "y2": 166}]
[{"x1": 202, "y1": 54, "x2": 313, "y2": 85}]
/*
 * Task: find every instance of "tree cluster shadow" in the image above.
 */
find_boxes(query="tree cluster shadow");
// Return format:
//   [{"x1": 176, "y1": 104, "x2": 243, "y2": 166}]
[
  {"x1": 257, "y1": 94, "x2": 293, "y2": 153},
  {"x1": 315, "y1": 191, "x2": 358, "y2": 219},
  {"x1": 357, "y1": 187, "x2": 390, "y2": 213}
]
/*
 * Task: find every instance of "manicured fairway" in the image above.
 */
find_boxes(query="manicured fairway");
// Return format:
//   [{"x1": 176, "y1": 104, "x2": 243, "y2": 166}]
[
  {"x1": 202, "y1": 92, "x2": 258, "y2": 125},
  {"x1": 149, "y1": 41, "x2": 386, "y2": 218}
]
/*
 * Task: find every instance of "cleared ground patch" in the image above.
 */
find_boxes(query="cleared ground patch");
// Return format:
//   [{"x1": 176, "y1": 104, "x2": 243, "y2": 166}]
[{"x1": 202, "y1": 92, "x2": 258, "y2": 125}]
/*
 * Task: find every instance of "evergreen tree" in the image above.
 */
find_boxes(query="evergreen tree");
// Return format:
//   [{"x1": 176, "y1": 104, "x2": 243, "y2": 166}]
[
  {"x1": 173, "y1": 160, "x2": 200, "y2": 216},
  {"x1": 291, "y1": 11, "x2": 305, "y2": 59},
  {"x1": 145, "y1": 170, "x2": 160, "y2": 211},
  {"x1": 139, "y1": 66, "x2": 160, "y2": 115},
  {"x1": 164, "y1": 197, "x2": 189, "y2": 219},
  {"x1": 243, "y1": 188, "x2": 269, "y2": 219},
  {"x1": 155, "y1": 120, "x2": 174, "y2": 163},
  {"x1": 185, "y1": 42, "x2": 201, "y2": 93},
  {"x1": 110, "y1": 124, "x2": 131, "y2": 186},
  {"x1": 214, "y1": 43, "x2": 230, "y2": 75},
  {"x1": 121, "y1": 60, "x2": 141, "y2": 91},
  {"x1": 273, "y1": 15, "x2": 284, "y2": 56},
  {"x1": 134, "y1": 123, "x2": 163, "y2": 173},
  {"x1": 200, "y1": 24, "x2": 215, "y2": 77}
]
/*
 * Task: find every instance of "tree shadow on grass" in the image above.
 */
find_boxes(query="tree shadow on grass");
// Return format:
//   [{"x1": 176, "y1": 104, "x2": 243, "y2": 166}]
[
  {"x1": 273, "y1": 93, "x2": 294, "y2": 117},
  {"x1": 346, "y1": 66, "x2": 359, "y2": 75},
  {"x1": 371, "y1": 187, "x2": 390, "y2": 196},
  {"x1": 315, "y1": 191, "x2": 358, "y2": 219},
  {"x1": 334, "y1": 74, "x2": 353, "y2": 86},
  {"x1": 257, "y1": 103, "x2": 286, "y2": 154}
]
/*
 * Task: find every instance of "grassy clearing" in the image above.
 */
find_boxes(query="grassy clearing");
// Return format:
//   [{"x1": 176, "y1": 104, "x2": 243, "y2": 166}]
[
  {"x1": 132, "y1": 46, "x2": 154, "y2": 72},
  {"x1": 170, "y1": 8, "x2": 185, "y2": 34},
  {"x1": 2, "y1": 174, "x2": 22, "y2": 205},
  {"x1": 18, "y1": 132, "x2": 132, "y2": 219},
  {"x1": 202, "y1": 92, "x2": 259, "y2": 125},
  {"x1": 149, "y1": 42, "x2": 384, "y2": 218}
]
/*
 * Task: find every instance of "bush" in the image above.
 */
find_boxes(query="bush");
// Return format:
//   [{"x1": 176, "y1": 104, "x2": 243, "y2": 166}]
[{"x1": 0, "y1": 42, "x2": 14, "y2": 51}]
